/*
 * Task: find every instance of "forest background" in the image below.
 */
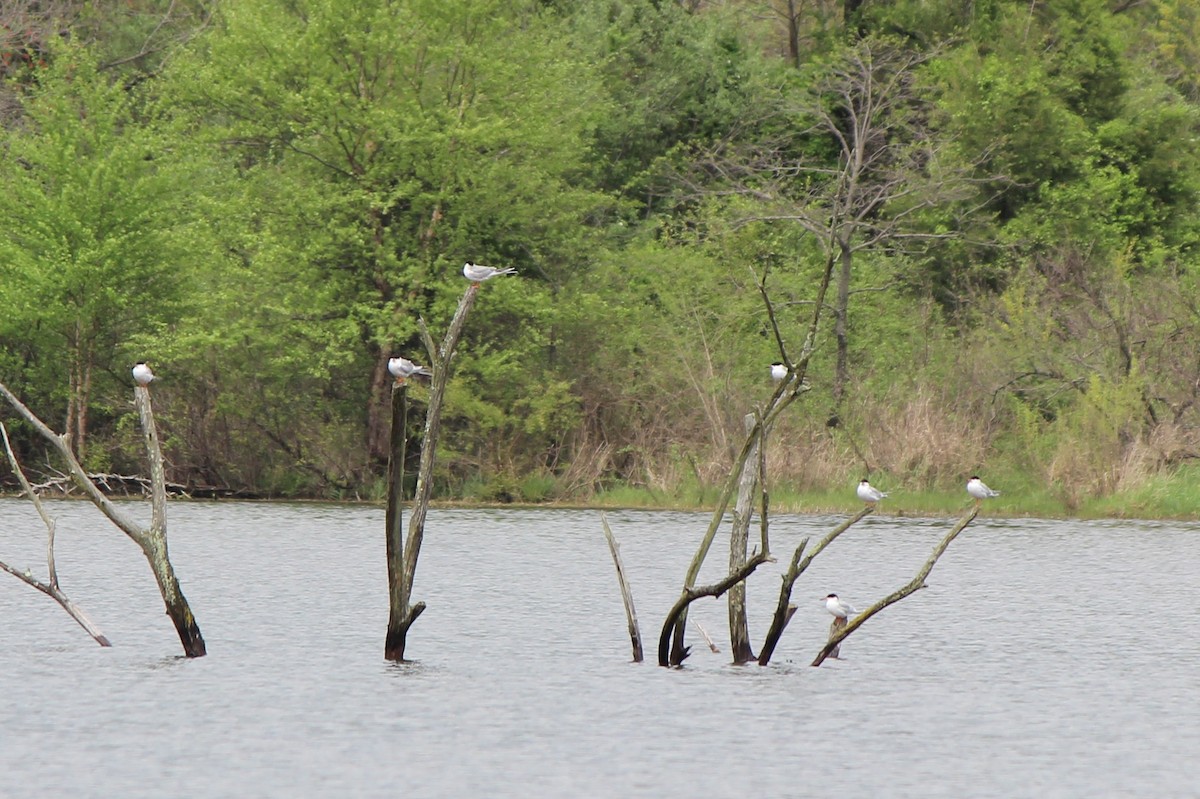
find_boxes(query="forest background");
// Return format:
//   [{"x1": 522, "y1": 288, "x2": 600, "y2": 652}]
[{"x1": 2, "y1": 0, "x2": 1199, "y2": 518}]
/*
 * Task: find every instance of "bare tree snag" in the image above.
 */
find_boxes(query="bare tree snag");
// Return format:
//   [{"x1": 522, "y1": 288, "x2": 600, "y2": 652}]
[
  {"x1": 667, "y1": 262, "x2": 832, "y2": 665},
  {"x1": 728, "y1": 414, "x2": 765, "y2": 664},
  {"x1": 0, "y1": 380, "x2": 206, "y2": 657},
  {"x1": 659, "y1": 550, "x2": 773, "y2": 667},
  {"x1": 811, "y1": 505, "x2": 979, "y2": 667},
  {"x1": 384, "y1": 381, "x2": 410, "y2": 661},
  {"x1": 600, "y1": 512, "x2": 643, "y2": 663},
  {"x1": 133, "y1": 384, "x2": 206, "y2": 657},
  {"x1": 758, "y1": 504, "x2": 875, "y2": 665},
  {"x1": 0, "y1": 422, "x2": 110, "y2": 646},
  {"x1": 384, "y1": 281, "x2": 483, "y2": 662}
]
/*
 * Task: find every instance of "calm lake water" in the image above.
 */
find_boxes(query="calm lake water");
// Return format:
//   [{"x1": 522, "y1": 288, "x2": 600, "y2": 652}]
[{"x1": 1, "y1": 499, "x2": 1197, "y2": 797}]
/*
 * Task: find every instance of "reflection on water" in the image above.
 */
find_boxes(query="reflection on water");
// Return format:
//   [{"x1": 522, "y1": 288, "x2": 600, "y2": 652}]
[{"x1": 1, "y1": 499, "x2": 1198, "y2": 797}]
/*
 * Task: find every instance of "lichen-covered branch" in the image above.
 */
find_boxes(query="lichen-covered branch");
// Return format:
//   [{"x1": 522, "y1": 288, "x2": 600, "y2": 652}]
[{"x1": 811, "y1": 505, "x2": 979, "y2": 667}]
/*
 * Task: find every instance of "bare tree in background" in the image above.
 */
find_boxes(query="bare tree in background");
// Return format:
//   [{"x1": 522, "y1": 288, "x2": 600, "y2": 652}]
[
  {"x1": 1, "y1": 1, "x2": 213, "y2": 124},
  {"x1": 692, "y1": 37, "x2": 973, "y2": 416}
]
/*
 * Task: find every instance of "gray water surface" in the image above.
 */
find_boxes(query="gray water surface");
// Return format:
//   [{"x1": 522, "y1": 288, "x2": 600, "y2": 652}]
[{"x1": 1, "y1": 500, "x2": 1197, "y2": 797}]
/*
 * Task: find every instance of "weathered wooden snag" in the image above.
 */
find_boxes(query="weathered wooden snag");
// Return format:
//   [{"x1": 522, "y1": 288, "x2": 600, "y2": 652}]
[
  {"x1": 600, "y1": 512, "x2": 644, "y2": 663},
  {"x1": 0, "y1": 422, "x2": 110, "y2": 646},
  {"x1": 811, "y1": 505, "x2": 979, "y2": 667},
  {"x1": 757, "y1": 504, "x2": 874, "y2": 666},
  {"x1": 665, "y1": 261, "x2": 834, "y2": 666},
  {"x1": 659, "y1": 550, "x2": 773, "y2": 667},
  {"x1": 384, "y1": 380, "x2": 414, "y2": 661},
  {"x1": 727, "y1": 414, "x2": 765, "y2": 664},
  {"x1": 384, "y1": 280, "x2": 482, "y2": 662},
  {"x1": 0, "y1": 380, "x2": 206, "y2": 657}
]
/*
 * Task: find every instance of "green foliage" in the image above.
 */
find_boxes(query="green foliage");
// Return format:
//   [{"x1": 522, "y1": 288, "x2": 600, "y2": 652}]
[
  {"x1": 3, "y1": 0, "x2": 1200, "y2": 516},
  {"x1": 0, "y1": 40, "x2": 207, "y2": 452}
]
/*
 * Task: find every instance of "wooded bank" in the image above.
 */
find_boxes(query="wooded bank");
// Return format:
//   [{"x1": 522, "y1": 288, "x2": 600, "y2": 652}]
[{"x1": 2, "y1": 0, "x2": 1200, "y2": 514}]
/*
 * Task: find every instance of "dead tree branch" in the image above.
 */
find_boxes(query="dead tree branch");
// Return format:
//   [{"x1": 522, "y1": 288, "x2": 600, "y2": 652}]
[
  {"x1": 600, "y1": 512, "x2": 644, "y2": 663},
  {"x1": 811, "y1": 505, "x2": 979, "y2": 666},
  {"x1": 0, "y1": 422, "x2": 110, "y2": 646},
  {"x1": 758, "y1": 505, "x2": 875, "y2": 665},
  {"x1": 0, "y1": 379, "x2": 206, "y2": 657},
  {"x1": 385, "y1": 278, "x2": 484, "y2": 661},
  {"x1": 667, "y1": 262, "x2": 829, "y2": 664},
  {"x1": 660, "y1": 550, "x2": 774, "y2": 667},
  {"x1": 384, "y1": 380, "x2": 411, "y2": 661}
]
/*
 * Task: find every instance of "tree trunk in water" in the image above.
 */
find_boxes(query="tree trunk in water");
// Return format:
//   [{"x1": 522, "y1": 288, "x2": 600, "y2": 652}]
[
  {"x1": 135, "y1": 385, "x2": 207, "y2": 657},
  {"x1": 666, "y1": 261, "x2": 834, "y2": 666},
  {"x1": 384, "y1": 382, "x2": 410, "y2": 662},
  {"x1": 383, "y1": 284, "x2": 479, "y2": 662},
  {"x1": 366, "y1": 347, "x2": 393, "y2": 464},
  {"x1": 727, "y1": 413, "x2": 759, "y2": 664},
  {"x1": 144, "y1": 538, "x2": 206, "y2": 657},
  {"x1": 601, "y1": 512, "x2": 644, "y2": 663}
]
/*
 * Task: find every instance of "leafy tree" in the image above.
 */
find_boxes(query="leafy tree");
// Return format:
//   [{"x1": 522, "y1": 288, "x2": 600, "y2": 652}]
[
  {"x1": 0, "y1": 42, "x2": 200, "y2": 463},
  {"x1": 170, "y1": 0, "x2": 611, "y2": 480}
]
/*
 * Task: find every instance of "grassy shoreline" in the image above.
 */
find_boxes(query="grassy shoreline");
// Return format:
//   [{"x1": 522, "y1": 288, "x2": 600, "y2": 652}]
[
  {"x1": 4, "y1": 475, "x2": 1199, "y2": 522},
  {"x1": 587, "y1": 478, "x2": 1200, "y2": 521}
]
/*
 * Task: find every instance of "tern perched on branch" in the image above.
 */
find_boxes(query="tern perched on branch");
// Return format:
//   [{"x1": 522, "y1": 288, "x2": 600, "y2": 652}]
[
  {"x1": 856, "y1": 479, "x2": 887, "y2": 504},
  {"x1": 132, "y1": 362, "x2": 155, "y2": 386},
  {"x1": 463, "y1": 262, "x2": 517, "y2": 285},
  {"x1": 823, "y1": 593, "x2": 858, "y2": 621},
  {"x1": 388, "y1": 356, "x2": 432, "y2": 385},
  {"x1": 770, "y1": 362, "x2": 787, "y2": 381}
]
